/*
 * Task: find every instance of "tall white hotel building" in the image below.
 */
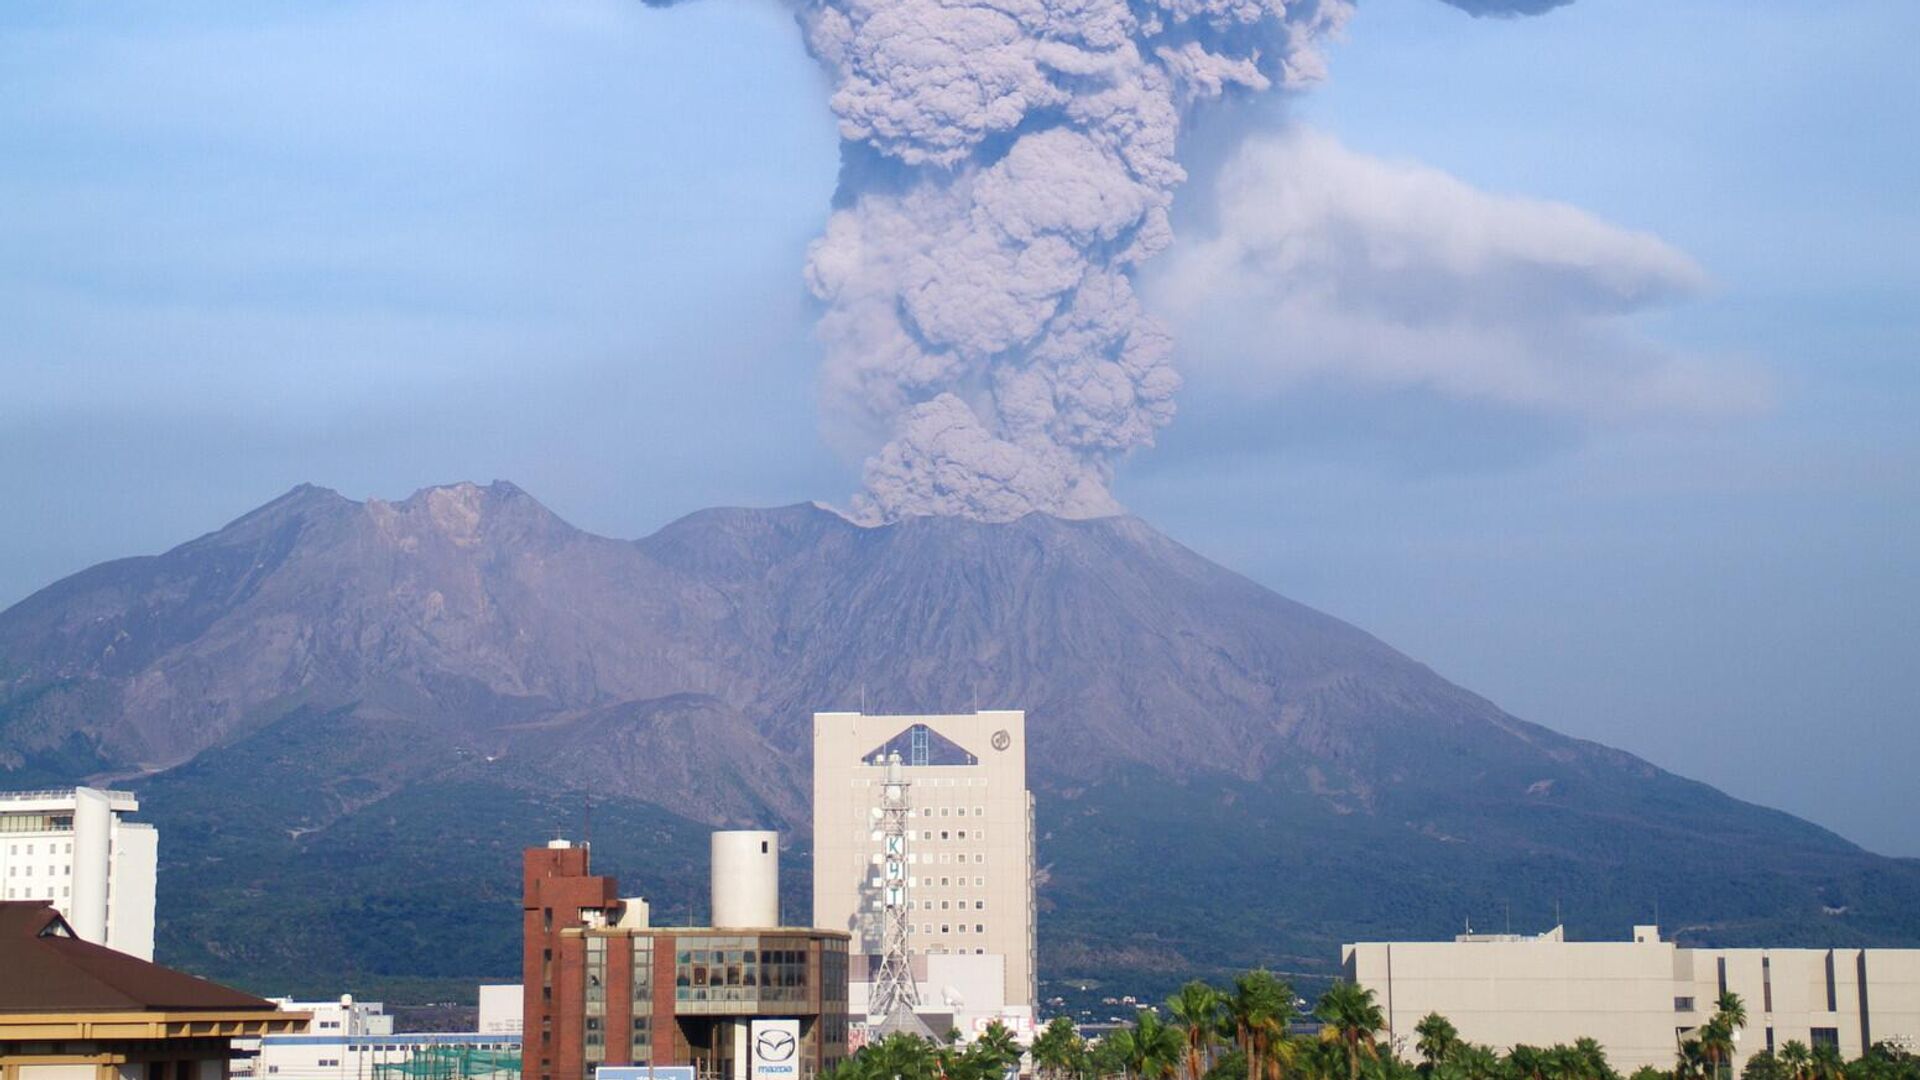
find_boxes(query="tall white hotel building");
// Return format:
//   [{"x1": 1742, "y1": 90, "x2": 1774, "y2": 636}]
[
  {"x1": 0, "y1": 786, "x2": 158, "y2": 958},
  {"x1": 812, "y1": 711, "x2": 1036, "y2": 1034}
]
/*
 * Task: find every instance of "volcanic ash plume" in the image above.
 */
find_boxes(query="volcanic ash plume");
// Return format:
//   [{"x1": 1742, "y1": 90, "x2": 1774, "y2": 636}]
[{"x1": 798, "y1": 0, "x2": 1353, "y2": 522}]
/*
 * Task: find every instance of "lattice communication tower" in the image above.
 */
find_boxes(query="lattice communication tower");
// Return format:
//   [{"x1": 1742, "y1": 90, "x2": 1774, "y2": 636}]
[{"x1": 869, "y1": 750, "x2": 921, "y2": 1029}]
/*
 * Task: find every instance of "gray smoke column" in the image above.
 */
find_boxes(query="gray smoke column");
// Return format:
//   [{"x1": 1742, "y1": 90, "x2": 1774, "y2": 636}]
[{"x1": 797, "y1": 0, "x2": 1355, "y2": 521}]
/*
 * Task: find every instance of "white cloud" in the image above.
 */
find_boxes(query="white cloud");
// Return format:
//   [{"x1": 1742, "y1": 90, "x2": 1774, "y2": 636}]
[{"x1": 1148, "y1": 126, "x2": 1771, "y2": 419}]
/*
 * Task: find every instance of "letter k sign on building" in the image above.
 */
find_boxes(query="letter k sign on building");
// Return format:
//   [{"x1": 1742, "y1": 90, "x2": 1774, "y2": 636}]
[{"x1": 751, "y1": 1020, "x2": 801, "y2": 1080}]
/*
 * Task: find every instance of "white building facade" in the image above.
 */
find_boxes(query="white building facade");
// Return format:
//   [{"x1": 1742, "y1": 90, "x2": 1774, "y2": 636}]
[
  {"x1": 0, "y1": 786, "x2": 157, "y2": 959},
  {"x1": 245, "y1": 998, "x2": 520, "y2": 1080},
  {"x1": 1345, "y1": 925, "x2": 1920, "y2": 1073},
  {"x1": 811, "y1": 711, "x2": 1037, "y2": 1030}
]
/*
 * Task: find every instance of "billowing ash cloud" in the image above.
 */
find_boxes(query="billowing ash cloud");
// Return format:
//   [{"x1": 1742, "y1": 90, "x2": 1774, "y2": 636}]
[
  {"x1": 796, "y1": 0, "x2": 1356, "y2": 522},
  {"x1": 643, "y1": 0, "x2": 1578, "y2": 520}
]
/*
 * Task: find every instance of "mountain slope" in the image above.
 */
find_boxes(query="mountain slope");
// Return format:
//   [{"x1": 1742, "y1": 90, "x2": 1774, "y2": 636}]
[{"x1": 1, "y1": 482, "x2": 1913, "y2": 995}]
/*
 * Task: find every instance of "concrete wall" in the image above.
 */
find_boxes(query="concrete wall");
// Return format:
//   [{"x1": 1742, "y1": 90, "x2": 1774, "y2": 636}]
[{"x1": 811, "y1": 711, "x2": 1035, "y2": 1013}]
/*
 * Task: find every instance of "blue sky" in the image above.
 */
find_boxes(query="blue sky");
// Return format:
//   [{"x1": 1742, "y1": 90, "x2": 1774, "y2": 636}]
[{"x1": 1, "y1": 1, "x2": 1915, "y2": 854}]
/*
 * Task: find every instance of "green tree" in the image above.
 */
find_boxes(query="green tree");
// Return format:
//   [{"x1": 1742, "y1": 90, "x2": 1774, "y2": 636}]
[
  {"x1": 1227, "y1": 971, "x2": 1298, "y2": 1080},
  {"x1": 1506, "y1": 1045, "x2": 1547, "y2": 1080},
  {"x1": 1112, "y1": 1010, "x2": 1186, "y2": 1080},
  {"x1": 1625, "y1": 1066, "x2": 1668, "y2": 1080},
  {"x1": 1436, "y1": 1045, "x2": 1502, "y2": 1080},
  {"x1": 1808, "y1": 1045, "x2": 1845, "y2": 1080},
  {"x1": 1170, "y1": 982, "x2": 1228, "y2": 1080},
  {"x1": 1416, "y1": 1015, "x2": 1461, "y2": 1071},
  {"x1": 1700, "y1": 1019, "x2": 1736, "y2": 1080},
  {"x1": 1314, "y1": 983, "x2": 1386, "y2": 1080},
  {"x1": 971, "y1": 1021, "x2": 1024, "y2": 1078},
  {"x1": 1034, "y1": 1017, "x2": 1088, "y2": 1080},
  {"x1": 1778, "y1": 1043, "x2": 1812, "y2": 1080},
  {"x1": 1742, "y1": 1050, "x2": 1785, "y2": 1080}
]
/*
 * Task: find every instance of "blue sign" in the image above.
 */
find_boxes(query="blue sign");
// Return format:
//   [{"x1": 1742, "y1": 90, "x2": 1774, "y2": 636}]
[{"x1": 597, "y1": 1068, "x2": 696, "y2": 1080}]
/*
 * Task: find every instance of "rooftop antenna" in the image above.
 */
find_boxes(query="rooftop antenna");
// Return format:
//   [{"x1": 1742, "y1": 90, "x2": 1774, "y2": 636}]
[
  {"x1": 1505, "y1": 900, "x2": 1511, "y2": 935},
  {"x1": 1555, "y1": 897, "x2": 1562, "y2": 928},
  {"x1": 583, "y1": 798, "x2": 593, "y2": 852}
]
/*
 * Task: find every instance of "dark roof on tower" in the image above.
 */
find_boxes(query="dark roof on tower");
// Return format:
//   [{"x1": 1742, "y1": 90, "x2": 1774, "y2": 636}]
[{"x1": 0, "y1": 901, "x2": 276, "y2": 1013}]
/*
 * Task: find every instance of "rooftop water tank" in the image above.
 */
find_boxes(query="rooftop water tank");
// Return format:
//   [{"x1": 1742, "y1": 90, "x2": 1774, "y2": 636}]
[{"x1": 711, "y1": 830, "x2": 780, "y2": 928}]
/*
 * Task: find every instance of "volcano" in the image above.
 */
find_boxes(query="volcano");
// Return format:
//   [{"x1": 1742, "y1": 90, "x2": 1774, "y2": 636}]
[{"x1": 1, "y1": 481, "x2": 1913, "y2": 992}]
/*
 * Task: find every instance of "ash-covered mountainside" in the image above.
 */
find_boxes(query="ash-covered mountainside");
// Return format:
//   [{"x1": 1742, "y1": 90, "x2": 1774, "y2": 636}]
[{"x1": 1, "y1": 481, "x2": 1913, "y2": 991}]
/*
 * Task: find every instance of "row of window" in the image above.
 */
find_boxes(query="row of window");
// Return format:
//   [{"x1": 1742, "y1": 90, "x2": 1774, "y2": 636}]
[
  {"x1": 921, "y1": 807, "x2": 987, "y2": 817},
  {"x1": 4, "y1": 885, "x2": 67, "y2": 899},
  {"x1": 7, "y1": 863, "x2": 72, "y2": 876},
  {"x1": 916, "y1": 923, "x2": 988, "y2": 935},
  {"x1": 914, "y1": 876, "x2": 987, "y2": 888},
  {"x1": 4, "y1": 840, "x2": 74, "y2": 854},
  {"x1": 910, "y1": 853, "x2": 988, "y2": 865},
  {"x1": 914, "y1": 899, "x2": 987, "y2": 911},
  {"x1": 0, "y1": 818, "x2": 74, "y2": 836},
  {"x1": 919, "y1": 829, "x2": 983, "y2": 841}
]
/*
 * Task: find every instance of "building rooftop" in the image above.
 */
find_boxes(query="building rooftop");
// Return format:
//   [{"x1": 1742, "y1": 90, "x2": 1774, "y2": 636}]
[
  {"x1": 0, "y1": 901, "x2": 274, "y2": 1014},
  {"x1": 0, "y1": 786, "x2": 140, "y2": 810}
]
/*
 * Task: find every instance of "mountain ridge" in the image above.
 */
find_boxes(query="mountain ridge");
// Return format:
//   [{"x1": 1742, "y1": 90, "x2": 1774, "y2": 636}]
[{"x1": 0, "y1": 480, "x2": 1911, "y2": 993}]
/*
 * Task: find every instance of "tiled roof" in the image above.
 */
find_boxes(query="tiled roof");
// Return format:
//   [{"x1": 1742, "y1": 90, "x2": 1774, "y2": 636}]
[{"x1": 0, "y1": 901, "x2": 275, "y2": 1014}]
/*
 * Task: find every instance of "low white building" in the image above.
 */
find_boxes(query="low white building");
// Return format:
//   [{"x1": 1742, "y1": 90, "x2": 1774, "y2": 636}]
[
  {"x1": 247, "y1": 997, "x2": 519, "y2": 1080},
  {"x1": 1345, "y1": 925, "x2": 1920, "y2": 1073},
  {"x1": 0, "y1": 786, "x2": 157, "y2": 959},
  {"x1": 847, "y1": 953, "x2": 1034, "y2": 1047},
  {"x1": 477, "y1": 985, "x2": 523, "y2": 1036}
]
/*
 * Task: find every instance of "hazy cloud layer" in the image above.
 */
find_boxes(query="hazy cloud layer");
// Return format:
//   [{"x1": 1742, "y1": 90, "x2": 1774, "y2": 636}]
[
  {"x1": 1440, "y1": 0, "x2": 1575, "y2": 15},
  {"x1": 1150, "y1": 127, "x2": 1769, "y2": 419}
]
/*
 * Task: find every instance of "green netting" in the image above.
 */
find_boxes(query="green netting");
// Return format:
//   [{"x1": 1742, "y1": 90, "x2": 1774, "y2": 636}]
[{"x1": 372, "y1": 1046, "x2": 521, "y2": 1080}]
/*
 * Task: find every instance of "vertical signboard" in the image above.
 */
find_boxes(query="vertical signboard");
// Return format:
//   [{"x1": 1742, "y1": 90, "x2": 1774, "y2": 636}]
[{"x1": 751, "y1": 1020, "x2": 801, "y2": 1080}]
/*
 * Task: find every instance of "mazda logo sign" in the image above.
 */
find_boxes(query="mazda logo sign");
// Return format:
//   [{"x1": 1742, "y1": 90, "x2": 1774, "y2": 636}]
[{"x1": 756, "y1": 1031, "x2": 797, "y2": 1062}]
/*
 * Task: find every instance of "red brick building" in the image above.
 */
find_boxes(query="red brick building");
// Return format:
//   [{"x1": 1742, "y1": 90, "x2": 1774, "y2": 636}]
[{"x1": 521, "y1": 842, "x2": 849, "y2": 1080}]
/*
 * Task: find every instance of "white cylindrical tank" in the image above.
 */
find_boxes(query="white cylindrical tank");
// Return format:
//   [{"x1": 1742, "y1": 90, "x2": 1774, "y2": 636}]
[{"x1": 710, "y1": 830, "x2": 780, "y2": 928}]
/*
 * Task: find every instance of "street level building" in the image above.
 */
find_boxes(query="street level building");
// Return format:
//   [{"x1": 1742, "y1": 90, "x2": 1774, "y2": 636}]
[
  {"x1": 810, "y1": 711, "x2": 1036, "y2": 1032},
  {"x1": 521, "y1": 834, "x2": 849, "y2": 1080},
  {"x1": 1345, "y1": 925, "x2": 1920, "y2": 1073},
  {"x1": 0, "y1": 788, "x2": 157, "y2": 960},
  {"x1": 0, "y1": 900, "x2": 304, "y2": 1080}
]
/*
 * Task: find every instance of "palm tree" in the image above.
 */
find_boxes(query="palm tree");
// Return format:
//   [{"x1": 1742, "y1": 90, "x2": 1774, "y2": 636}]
[
  {"x1": 855, "y1": 1032, "x2": 940, "y2": 1080},
  {"x1": 1414, "y1": 1015, "x2": 1460, "y2": 1071},
  {"x1": 1806, "y1": 1045, "x2": 1843, "y2": 1080},
  {"x1": 1777, "y1": 1042, "x2": 1811, "y2": 1080},
  {"x1": 1034, "y1": 1017, "x2": 1087, "y2": 1080},
  {"x1": 1506, "y1": 1045, "x2": 1547, "y2": 1080},
  {"x1": 1314, "y1": 982, "x2": 1386, "y2": 1080},
  {"x1": 1716, "y1": 995, "x2": 1748, "y2": 1035},
  {"x1": 1437, "y1": 1045, "x2": 1500, "y2": 1080},
  {"x1": 1112, "y1": 1009, "x2": 1185, "y2": 1080},
  {"x1": 1226, "y1": 971, "x2": 1297, "y2": 1080},
  {"x1": 1699, "y1": 1018, "x2": 1735, "y2": 1080},
  {"x1": 1170, "y1": 982, "x2": 1227, "y2": 1080},
  {"x1": 1675, "y1": 1037, "x2": 1708, "y2": 1080},
  {"x1": 974, "y1": 1021, "x2": 1025, "y2": 1075}
]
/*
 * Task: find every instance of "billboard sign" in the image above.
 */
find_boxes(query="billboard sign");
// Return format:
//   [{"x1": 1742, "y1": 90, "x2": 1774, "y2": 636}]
[{"x1": 751, "y1": 1019, "x2": 802, "y2": 1080}]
